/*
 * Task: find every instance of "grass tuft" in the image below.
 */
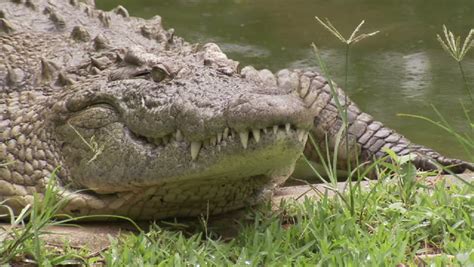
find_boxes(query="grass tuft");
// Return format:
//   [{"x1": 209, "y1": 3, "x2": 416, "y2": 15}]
[
  {"x1": 0, "y1": 171, "x2": 88, "y2": 265},
  {"x1": 437, "y1": 25, "x2": 474, "y2": 102},
  {"x1": 314, "y1": 17, "x2": 380, "y2": 46},
  {"x1": 437, "y1": 25, "x2": 474, "y2": 63},
  {"x1": 313, "y1": 17, "x2": 379, "y2": 185},
  {"x1": 0, "y1": 171, "x2": 145, "y2": 265},
  {"x1": 102, "y1": 171, "x2": 474, "y2": 266}
]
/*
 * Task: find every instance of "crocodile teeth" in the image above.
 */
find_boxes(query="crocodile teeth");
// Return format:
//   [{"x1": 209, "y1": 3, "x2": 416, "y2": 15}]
[
  {"x1": 252, "y1": 129, "x2": 260, "y2": 143},
  {"x1": 153, "y1": 138, "x2": 162, "y2": 146},
  {"x1": 285, "y1": 123, "x2": 291, "y2": 134},
  {"x1": 239, "y1": 131, "x2": 249, "y2": 149},
  {"x1": 223, "y1": 127, "x2": 229, "y2": 139},
  {"x1": 277, "y1": 129, "x2": 286, "y2": 138},
  {"x1": 297, "y1": 129, "x2": 306, "y2": 142},
  {"x1": 299, "y1": 75, "x2": 311, "y2": 98},
  {"x1": 144, "y1": 135, "x2": 180, "y2": 146},
  {"x1": 303, "y1": 133, "x2": 309, "y2": 144},
  {"x1": 273, "y1": 125, "x2": 278, "y2": 135},
  {"x1": 210, "y1": 136, "x2": 217, "y2": 146},
  {"x1": 263, "y1": 128, "x2": 268, "y2": 134},
  {"x1": 175, "y1": 129, "x2": 183, "y2": 142},
  {"x1": 191, "y1": 141, "x2": 202, "y2": 160},
  {"x1": 217, "y1": 132, "x2": 222, "y2": 143}
]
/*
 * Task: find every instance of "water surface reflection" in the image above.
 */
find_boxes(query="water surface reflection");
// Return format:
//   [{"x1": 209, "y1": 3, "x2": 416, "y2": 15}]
[{"x1": 97, "y1": 0, "x2": 474, "y2": 159}]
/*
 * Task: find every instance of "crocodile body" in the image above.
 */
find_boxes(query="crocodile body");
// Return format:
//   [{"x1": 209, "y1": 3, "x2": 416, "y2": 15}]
[{"x1": 0, "y1": 0, "x2": 472, "y2": 219}]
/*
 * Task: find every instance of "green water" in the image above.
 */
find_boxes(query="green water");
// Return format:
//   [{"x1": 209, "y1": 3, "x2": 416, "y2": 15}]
[{"x1": 97, "y1": 0, "x2": 473, "y2": 160}]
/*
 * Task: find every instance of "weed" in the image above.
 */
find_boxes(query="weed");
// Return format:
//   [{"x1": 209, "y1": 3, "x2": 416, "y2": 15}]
[
  {"x1": 311, "y1": 18, "x2": 379, "y2": 217},
  {"x1": 0, "y1": 171, "x2": 144, "y2": 265},
  {"x1": 0, "y1": 170, "x2": 86, "y2": 265},
  {"x1": 313, "y1": 18, "x2": 380, "y2": 206},
  {"x1": 400, "y1": 26, "x2": 474, "y2": 176},
  {"x1": 314, "y1": 17, "x2": 379, "y2": 89},
  {"x1": 68, "y1": 123, "x2": 105, "y2": 164},
  {"x1": 437, "y1": 25, "x2": 474, "y2": 103},
  {"x1": 101, "y1": 175, "x2": 474, "y2": 266}
]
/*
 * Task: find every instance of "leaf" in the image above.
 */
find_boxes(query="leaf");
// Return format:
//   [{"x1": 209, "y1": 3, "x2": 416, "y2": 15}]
[
  {"x1": 348, "y1": 20, "x2": 365, "y2": 43},
  {"x1": 387, "y1": 202, "x2": 407, "y2": 214},
  {"x1": 398, "y1": 154, "x2": 416, "y2": 166},
  {"x1": 315, "y1": 16, "x2": 346, "y2": 43},
  {"x1": 352, "y1": 31, "x2": 380, "y2": 44},
  {"x1": 382, "y1": 147, "x2": 399, "y2": 163},
  {"x1": 437, "y1": 25, "x2": 474, "y2": 62},
  {"x1": 314, "y1": 17, "x2": 378, "y2": 45},
  {"x1": 460, "y1": 29, "x2": 474, "y2": 58}
]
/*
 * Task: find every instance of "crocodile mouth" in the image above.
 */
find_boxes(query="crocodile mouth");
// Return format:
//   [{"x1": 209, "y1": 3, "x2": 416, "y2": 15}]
[{"x1": 128, "y1": 123, "x2": 309, "y2": 160}]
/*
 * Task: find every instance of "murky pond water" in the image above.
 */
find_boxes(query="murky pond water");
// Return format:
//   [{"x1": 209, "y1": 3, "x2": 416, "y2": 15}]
[{"x1": 98, "y1": 0, "x2": 474, "y2": 160}]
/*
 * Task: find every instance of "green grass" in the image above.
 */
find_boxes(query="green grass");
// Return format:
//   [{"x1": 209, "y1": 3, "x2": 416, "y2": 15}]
[
  {"x1": 0, "y1": 172, "x2": 90, "y2": 265},
  {"x1": 102, "y1": 171, "x2": 473, "y2": 266},
  {"x1": 0, "y1": 171, "x2": 144, "y2": 266},
  {"x1": 2, "y1": 158, "x2": 472, "y2": 266}
]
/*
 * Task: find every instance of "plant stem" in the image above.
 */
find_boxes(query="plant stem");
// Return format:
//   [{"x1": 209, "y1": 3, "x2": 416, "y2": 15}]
[
  {"x1": 344, "y1": 44, "x2": 354, "y2": 216},
  {"x1": 344, "y1": 44, "x2": 350, "y2": 91},
  {"x1": 343, "y1": 44, "x2": 351, "y2": 165},
  {"x1": 457, "y1": 61, "x2": 474, "y2": 104}
]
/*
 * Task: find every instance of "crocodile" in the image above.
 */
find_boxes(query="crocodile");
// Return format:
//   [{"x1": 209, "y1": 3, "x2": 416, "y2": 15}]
[{"x1": 0, "y1": 0, "x2": 472, "y2": 220}]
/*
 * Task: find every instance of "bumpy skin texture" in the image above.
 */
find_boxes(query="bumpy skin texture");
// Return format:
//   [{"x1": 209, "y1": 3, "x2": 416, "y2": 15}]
[
  {"x1": 302, "y1": 82, "x2": 474, "y2": 173},
  {"x1": 0, "y1": 0, "x2": 314, "y2": 219},
  {"x1": 0, "y1": 0, "x2": 472, "y2": 219}
]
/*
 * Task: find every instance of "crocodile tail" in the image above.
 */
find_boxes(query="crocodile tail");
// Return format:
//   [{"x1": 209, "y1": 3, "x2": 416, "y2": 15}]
[
  {"x1": 302, "y1": 75, "x2": 473, "y2": 173},
  {"x1": 352, "y1": 119, "x2": 474, "y2": 173},
  {"x1": 402, "y1": 144, "x2": 474, "y2": 173}
]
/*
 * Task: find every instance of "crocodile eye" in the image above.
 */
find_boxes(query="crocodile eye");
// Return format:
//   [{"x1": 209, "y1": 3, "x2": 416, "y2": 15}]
[
  {"x1": 109, "y1": 68, "x2": 149, "y2": 81},
  {"x1": 151, "y1": 64, "x2": 171, "y2": 82},
  {"x1": 68, "y1": 104, "x2": 119, "y2": 129}
]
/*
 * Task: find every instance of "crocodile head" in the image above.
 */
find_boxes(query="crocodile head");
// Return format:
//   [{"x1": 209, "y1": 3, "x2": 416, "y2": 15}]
[
  {"x1": 0, "y1": 0, "x2": 314, "y2": 219},
  {"x1": 38, "y1": 44, "x2": 313, "y2": 218}
]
